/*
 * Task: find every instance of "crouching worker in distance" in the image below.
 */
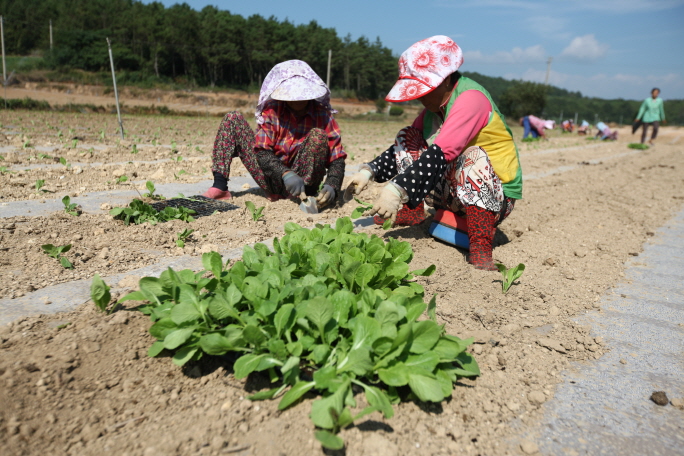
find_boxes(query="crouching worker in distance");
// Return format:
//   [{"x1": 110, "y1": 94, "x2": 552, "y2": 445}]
[
  {"x1": 203, "y1": 60, "x2": 346, "y2": 208},
  {"x1": 345, "y1": 35, "x2": 522, "y2": 271}
]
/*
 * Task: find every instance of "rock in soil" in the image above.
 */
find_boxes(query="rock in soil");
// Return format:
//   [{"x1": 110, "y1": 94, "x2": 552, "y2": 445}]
[{"x1": 650, "y1": 391, "x2": 669, "y2": 406}]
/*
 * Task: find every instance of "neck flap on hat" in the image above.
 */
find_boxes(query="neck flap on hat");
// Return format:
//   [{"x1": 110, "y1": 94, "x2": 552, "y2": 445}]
[{"x1": 255, "y1": 60, "x2": 334, "y2": 124}]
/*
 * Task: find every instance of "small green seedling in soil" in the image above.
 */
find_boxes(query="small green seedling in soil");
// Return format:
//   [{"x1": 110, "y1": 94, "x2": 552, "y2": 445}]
[
  {"x1": 175, "y1": 228, "x2": 195, "y2": 248},
  {"x1": 171, "y1": 156, "x2": 183, "y2": 163},
  {"x1": 41, "y1": 243, "x2": 74, "y2": 269},
  {"x1": 194, "y1": 146, "x2": 202, "y2": 153},
  {"x1": 70, "y1": 139, "x2": 78, "y2": 149},
  {"x1": 0, "y1": 154, "x2": 4, "y2": 161},
  {"x1": 143, "y1": 180, "x2": 164, "y2": 200},
  {"x1": 494, "y1": 263, "x2": 525, "y2": 294},
  {"x1": 245, "y1": 201, "x2": 265, "y2": 221},
  {"x1": 58, "y1": 156, "x2": 71, "y2": 168},
  {"x1": 351, "y1": 197, "x2": 392, "y2": 229},
  {"x1": 116, "y1": 175, "x2": 129, "y2": 184},
  {"x1": 0, "y1": 166, "x2": 15, "y2": 175},
  {"x1": 99, "y1": 129, "x2": 106, "y2": 140},
  {"x1": 35, "y1": 179, "x2": 46, "y2": 193},
  {"x1": 62, "y1": 195, "x2": 81, "y2": 216},
  {"x1": 90, "y1": 274, "x2": 113, "y2": 314},
  {"x1": 23, "y1": 140, "x2": 31, "y2": 149},
  {"x1": 131, "y1": 144, "x2": 139, "y2": 154},
  {"x1": 171, "y1": 140, "x2": 177, "y2": 152},
  {"x1": 628, "y1": 143, "x2": 649, "y2": 150},
  {"x1": 37, "y1": 153, "x2": 52, "y2": 160}
]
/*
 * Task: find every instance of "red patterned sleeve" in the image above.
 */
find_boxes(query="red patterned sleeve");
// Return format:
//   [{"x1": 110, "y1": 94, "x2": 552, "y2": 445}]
[
  {"x1": 325, "y1": 116, "x2": 347, "y2": 164},
  {"x1": 254, "y1": 107, "x2": 278, "y2": 152}
]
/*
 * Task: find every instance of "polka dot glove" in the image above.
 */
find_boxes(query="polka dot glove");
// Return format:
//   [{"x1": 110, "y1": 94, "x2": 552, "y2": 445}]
[{"x1": 392, "y1": 144, "x2": 446, "y2": 208}]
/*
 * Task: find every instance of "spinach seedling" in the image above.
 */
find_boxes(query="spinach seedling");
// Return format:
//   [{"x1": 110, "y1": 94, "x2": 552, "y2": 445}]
[
  {"x1": 58, "y1": 156, "x2": 71, "y2": 169},
  {"x1": 62, "y1": 195, "x2": 81, "y2": 216},
  {"x1": 70, "y1": 139, "x2": 78, "y2": 149},
  {"x1": 245, "y1": 201, "x2": 265, "y2": 221},
  {"x1": 143, "y1": 180, "x2": 164, "y2": 200},
  {"x1": 131, "y1": 144, "x2": 139, "y2": 154},
  {"x1": 495, "y1": 263, "x2": 525, "y2": 294},
  {"x1": 171, "y1": 156, "x2": 183, "y2": 163},
  {"x1": 116, "y1": 175, "x2": 129, "y2": 184},
  {"x1": 35, "y1": 179, "x2": 46, "y2": 194},
  {"x1": 90, "y1": 274, "x2": 113, "y2": 314},
  {"x1": 351, "y1": 198, "x2": 392, "y2": 229},
  {"x1": 0, "y1": 154, "x2": 4, "y2": 161},
  {"x1": 628, "y1": 143, "x2": 649, "y2": 150},
  {"x1": 41, "y1": 244, "x2": 74, "y2": 269},
  {"x1": 175, "y1": 228, "x2": 195, "y2": 248},
  {"x1": 0, "y1": 166, "x2": 14, "y2": 175},
  {"x1": 37, "y1": 153, "x2": 52, "y2": 160}
]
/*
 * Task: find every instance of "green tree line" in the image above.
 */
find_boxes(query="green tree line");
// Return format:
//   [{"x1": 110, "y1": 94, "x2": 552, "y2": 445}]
[
  {"x1": 1, "y1": 0, "x2": 681, "y2": 123},
  {"x1": 0, "y1": 0, "x2": 396, "y2": 99}
]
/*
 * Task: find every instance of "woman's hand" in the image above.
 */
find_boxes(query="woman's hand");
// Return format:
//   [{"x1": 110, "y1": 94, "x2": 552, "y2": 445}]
[
  {"x1": 343, "y1": 169, "x2": 372, "y2": 201},
  {"x1": 282, "y1": 171, "x2": 306, "y2": 199},
  {"x1": 316, "y1": 184, "x2": 335, "y2": 208},
  {"x1": 368, "y1": 184, "x2": 403, "y2": 223}
]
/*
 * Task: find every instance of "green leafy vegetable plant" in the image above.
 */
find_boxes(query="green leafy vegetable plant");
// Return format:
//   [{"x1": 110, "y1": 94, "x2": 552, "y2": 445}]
[
  {"x1": 245, "y1": 201, "x2": 265, "y2": 221},
  {"x1": 62, "y1": 195, "x2": 81, "y2": 216},
  {"x1": 142, "y1": 180, "x2": 164, "y2": 200},
  {"x1": 91, "y1": 274, "x2": 113, "y2": 314},
  {"x1": 522, "y1": 137, "x2": 541, "y2": 143},
  {"x1": 71, "y1": 139, "x2": 78, "y2": 149},
  {"x1": 110, "y1": 199, "x2": 196, "y2": 226},
  {"x1": 0, "y1": 166, "x2": 15, "y2": 174},
  {"x1": 627, "y1": 143, "x2": 649, "y2": 150},
  {"x1": 58, "y1": 156, "x2": 71, "y2": 169},
  {"x1": 41, "y1": 243, "x2": 74, "y2": 269},
  {"x1": 494, "y1": 263, "x2": 525, "y2": 294},
  {"x1": 124, "y1": 217, "x2": 476, "y2": 449},
  {"x1": 35, "y1": 179, "x2": 46, "y2": 193},
  {"x1": 175, "y1": 228, "x2": 195, "y2": 248},
  {"x1": 351, "y1": 198, "x2": 392, "y2": 229},
  {"x1": 131, "y1": 144, "x2": 139, "y2": 154},
  {"x1": 116, "y1": 175, "x2": 129, "y2": 184}
]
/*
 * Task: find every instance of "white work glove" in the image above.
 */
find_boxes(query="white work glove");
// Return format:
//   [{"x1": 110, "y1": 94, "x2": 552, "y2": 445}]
[
  {"x1": 316, "y1": 184, "x2": 335, "y2": 208},
  {"x1": 282, "y1": 171, "x2": 306, "y2": 199},
  {"x1": 343, "y1": 169, "x2": 373, "y2": 200},
  {"x1": 368, "y1": 183, "x2": 403, "y2": 223}
]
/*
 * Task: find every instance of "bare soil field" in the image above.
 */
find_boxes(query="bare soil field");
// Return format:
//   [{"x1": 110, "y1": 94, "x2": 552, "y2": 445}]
[{"x1": 0, "y1": 107, "x2": 682, "y2": 456}]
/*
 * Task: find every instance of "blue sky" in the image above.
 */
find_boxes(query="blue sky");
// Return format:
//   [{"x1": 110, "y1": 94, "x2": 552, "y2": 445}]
[{"x1": 147, "y1": 0, "x2": 684, "y2": 100}]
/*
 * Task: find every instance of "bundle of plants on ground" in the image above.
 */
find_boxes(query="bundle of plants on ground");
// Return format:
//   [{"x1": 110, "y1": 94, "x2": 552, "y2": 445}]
[
  {"x1": 110, "y1": 199, "x2": 196, "y2": 225},
  {"x1": 521, "y1": 137, "x2": 542, "y2": 143},
  {"x1": 627, "y1": 143, "x2": 649, "y2": 150},
  {"x1": 119, "y1": 217, "x2": 480, "y2": 449}
]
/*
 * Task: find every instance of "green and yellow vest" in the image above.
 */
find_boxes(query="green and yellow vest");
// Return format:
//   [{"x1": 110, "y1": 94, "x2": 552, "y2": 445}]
[{"x1": 423, "y1": 76, "x2": 523, "y2": 199}]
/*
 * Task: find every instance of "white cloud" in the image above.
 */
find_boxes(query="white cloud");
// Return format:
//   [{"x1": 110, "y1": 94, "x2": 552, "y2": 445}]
[
  {"x1": 561, "y1": 35, "x2": 609, "y2": 61},
  {"x1": 464, "y1": 45, "x2": 547, "y2": 64},
  {"x1": 524, "y1": 16, "x2": 571, "y2": 40}
]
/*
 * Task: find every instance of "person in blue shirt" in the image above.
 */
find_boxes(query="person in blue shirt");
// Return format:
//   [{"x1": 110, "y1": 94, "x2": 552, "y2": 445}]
[{"x1": 635, "y1": 88, "x2": 666, "y2": 145}]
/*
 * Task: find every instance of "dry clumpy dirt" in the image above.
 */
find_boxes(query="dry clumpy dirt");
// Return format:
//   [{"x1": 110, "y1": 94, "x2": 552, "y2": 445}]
[{"x1": 1, "y1": 107, "x2": 683, "y2": 456}]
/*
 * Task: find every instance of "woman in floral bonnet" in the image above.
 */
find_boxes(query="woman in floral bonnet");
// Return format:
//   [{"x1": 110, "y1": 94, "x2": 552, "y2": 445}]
[
  {"x1": 345, "y1": 36, "x2": 523, "y2": 270},
  {"x1": 203, "y1": 60, "x2": 346, "y2": 207}
]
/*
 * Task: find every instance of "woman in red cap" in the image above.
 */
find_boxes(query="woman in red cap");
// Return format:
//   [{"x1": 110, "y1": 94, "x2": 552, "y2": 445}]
[{"x1": 345, "y1": 35, "x2": 522, "y2": 270}]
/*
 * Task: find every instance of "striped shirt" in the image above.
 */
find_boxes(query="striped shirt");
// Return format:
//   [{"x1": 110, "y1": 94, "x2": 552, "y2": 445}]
[{"x1": 254, "y1": 99, "x2": 346, "y2": 167}]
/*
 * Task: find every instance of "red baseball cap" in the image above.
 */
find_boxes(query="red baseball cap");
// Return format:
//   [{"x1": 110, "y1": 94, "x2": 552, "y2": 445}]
[{"x1": 386, "y1": 35, "x2": 464, "y2": 103}]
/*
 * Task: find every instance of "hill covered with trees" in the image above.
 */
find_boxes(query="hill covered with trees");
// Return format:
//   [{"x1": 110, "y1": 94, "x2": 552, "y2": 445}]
[{"x1": 1, "y1": 0, "x2": 681, "y2": 124}]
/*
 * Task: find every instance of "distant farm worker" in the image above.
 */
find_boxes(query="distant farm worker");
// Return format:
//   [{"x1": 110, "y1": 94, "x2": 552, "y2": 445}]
[
  {"x1": 577, "y1": 120, "x2": 590, "y2": 135},
  {"x1": 635, "y1": 87, "x2": 666, "y2": 145},
  {"x1": 520, "y1": 115, "x2": 554, "y2": 139},
  {"x1": 561, "y1": 119, "x2": 574, "y2": 133},
  {"x1": 202, "y1": 60, "x2": 346, "y2": 208},
  {"x1": 344, "y1": 35, "x2": 522, "y2": 270},
  {"x1": 595, "y1": 121, "x2": 617, "y2": 141}
]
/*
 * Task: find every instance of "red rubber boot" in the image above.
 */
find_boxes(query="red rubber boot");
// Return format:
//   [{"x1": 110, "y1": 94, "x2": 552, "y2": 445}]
[
  {"x1": 465, "y1": 205, "x2": 497, "y2": 271},
  {"x1": 374, "y1": 202, "x2": 426, "y2": 226}
]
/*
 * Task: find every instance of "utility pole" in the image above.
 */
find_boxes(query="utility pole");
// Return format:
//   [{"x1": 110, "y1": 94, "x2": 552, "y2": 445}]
[
  {"x1": 544, "y1": 57, "x2": 553, "y2": 86},
  {"x1": 49, "y1": 20, "x2": 53, "y2": 50},
  {"x1": 106, "y1": 38, "x2": 125, "y2": 140},
  {"x1": 1, "y1": 16, "x2": 6, "y2": 83},
  {"x1": 326, "y1": 49, "x2": 331, "y2": 88}
]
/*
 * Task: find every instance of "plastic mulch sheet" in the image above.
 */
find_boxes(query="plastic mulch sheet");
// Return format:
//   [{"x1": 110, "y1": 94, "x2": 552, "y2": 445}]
[{"x1": 150, "y1": 195, "x2": 238, "y2": 218}]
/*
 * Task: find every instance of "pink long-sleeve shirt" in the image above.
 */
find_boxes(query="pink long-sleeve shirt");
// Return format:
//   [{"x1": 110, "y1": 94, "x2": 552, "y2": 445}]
[{"x1": 411, "y1": 90, "x2": 492, "y2": 162}]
